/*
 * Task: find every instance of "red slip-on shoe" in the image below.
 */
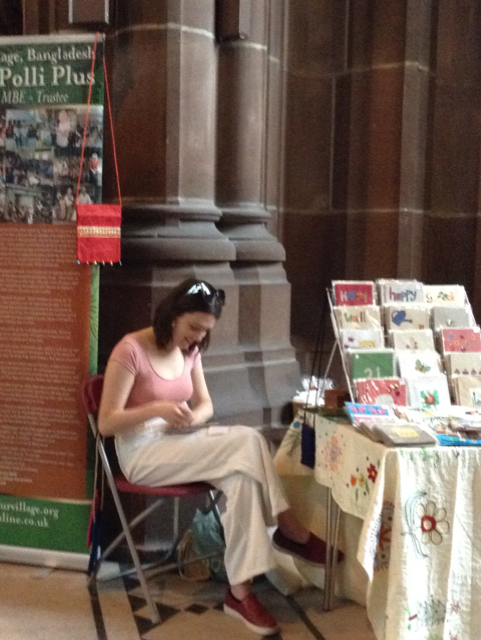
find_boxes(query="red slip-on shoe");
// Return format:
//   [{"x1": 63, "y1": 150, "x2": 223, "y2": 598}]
[
  {"x1": 272, "y1": 528, "x2": 344, "y2": 566},
  {"x1": 224, "y1": 590, "x2": 279, "y2": 636}
]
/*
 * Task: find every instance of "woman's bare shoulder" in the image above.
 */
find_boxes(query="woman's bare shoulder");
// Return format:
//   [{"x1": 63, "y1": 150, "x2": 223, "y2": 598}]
[{"x1": 123, "y1": 327, "x2": 154, "y2": 346}]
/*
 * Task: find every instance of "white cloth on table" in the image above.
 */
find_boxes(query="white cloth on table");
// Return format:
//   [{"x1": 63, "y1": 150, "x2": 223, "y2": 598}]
[{"x1": 116, "y1": 422, "x2": 290, "y2": 586}]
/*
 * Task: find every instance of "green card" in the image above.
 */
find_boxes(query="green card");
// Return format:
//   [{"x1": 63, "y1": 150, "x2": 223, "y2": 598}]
[{"x1": 350, "y1": 350, "x2": 395, "y2": 380}]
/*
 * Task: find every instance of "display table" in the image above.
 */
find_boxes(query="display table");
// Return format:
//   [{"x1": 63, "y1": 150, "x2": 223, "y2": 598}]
[{"x1": 274, "y1": 410, "x2": 481, "y2": 640}]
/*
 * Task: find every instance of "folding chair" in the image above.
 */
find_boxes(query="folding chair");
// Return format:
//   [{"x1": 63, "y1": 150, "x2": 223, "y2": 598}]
[{"x1": 82, "y1": 374, "x2": 222, "y2": 624}]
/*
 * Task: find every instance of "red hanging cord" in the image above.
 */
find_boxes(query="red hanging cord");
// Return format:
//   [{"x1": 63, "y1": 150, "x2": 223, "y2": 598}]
[
  {"x1": 103, "y1": 57, "x2": 122, "y2": 206},
  {"x1": 75, "y1": 32, "x2": 121, "y2": 206}
]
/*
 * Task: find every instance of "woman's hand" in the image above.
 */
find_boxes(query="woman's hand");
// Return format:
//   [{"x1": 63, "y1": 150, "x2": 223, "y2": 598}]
[{"x1": 153, "y1": 401, "x2": 194, "y2": 428}]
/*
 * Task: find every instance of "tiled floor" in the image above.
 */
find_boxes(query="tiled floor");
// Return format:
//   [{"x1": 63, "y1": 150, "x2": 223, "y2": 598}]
[{"x1": 0, "y1": 560, "x2": 377, "y2": 640}]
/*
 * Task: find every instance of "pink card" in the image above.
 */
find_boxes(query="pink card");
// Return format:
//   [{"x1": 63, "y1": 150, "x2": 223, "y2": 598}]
[
  {"x1": 333, "y1": 281, "x2": 375, "y2": 306},
  {"x1": 356, "y1": 378, "x2": 407, "y2": 406},
  {"x1": 442, "y1": 328, "x2": 481, "y2": 353}
]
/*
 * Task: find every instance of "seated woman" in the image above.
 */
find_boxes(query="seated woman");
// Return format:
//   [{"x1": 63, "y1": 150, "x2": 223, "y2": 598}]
[{"x1": 99, "y1": 278, "x2": 328, "y2": 636}]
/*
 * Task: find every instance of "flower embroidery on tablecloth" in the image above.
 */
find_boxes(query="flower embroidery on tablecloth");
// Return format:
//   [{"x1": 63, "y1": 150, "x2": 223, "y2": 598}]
[
  {"x1": 404, "y1": 491, "x2": 450, "y2": 558},
  {"x1": 349, "y1": 469, "x2": 369, "y2": 501},
  {"x1": 367, "y1": 462, "x2": 378, "y2": 482},
  {"x1": 374, "y1": 501, "x2": 394, "y2": 571},
  {"x1": 417, "y1": 500, "x2": 450, "y2": 546},
  {"x1": 348, "y1": 458, "x2": 379, "y2": 501},
  {"x1": 322, "y1": 435, "x2": 343, "y2": 472},
  {"x1": 449, "y1": 602, "x2": 461, "y2": 615}
]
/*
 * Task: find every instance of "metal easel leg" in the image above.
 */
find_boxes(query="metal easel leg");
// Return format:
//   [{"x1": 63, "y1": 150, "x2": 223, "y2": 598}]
[
  {"x1": 323, "y1": 489, "x2": 333, "y2": 611},
  {"x1": 323, "y1": 489, "x2": 342, "y2": 611},
  {"x1": 328, "y1": 499, "x2": 341, "y2": 610},
  {"x1": 318, "y1": 340, "x2": 338, "y2": 402}
]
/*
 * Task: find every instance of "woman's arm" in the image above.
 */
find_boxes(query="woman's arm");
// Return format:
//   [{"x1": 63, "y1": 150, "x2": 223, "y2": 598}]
[
  {"x1": 189, "y1": 356, "x2": 214, "y2": 425},
  {"x1": 98, "y1": 359, "x2": 194, "y2": 436}
]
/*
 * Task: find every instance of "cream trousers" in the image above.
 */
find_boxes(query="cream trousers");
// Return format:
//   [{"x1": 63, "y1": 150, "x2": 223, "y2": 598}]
[{"x1": 115, "y1": 424, "x2": 290, "y2": 585}]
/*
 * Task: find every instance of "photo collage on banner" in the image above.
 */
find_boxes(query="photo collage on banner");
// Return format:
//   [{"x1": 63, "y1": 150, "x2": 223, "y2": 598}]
[{"x1": 0, "y1": 105, "x2": 102, "y2": 223}]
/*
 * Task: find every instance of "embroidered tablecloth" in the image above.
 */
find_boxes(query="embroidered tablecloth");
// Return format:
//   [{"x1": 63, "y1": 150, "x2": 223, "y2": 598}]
[{"x1": 275, "y1": 411, "x2": 481, "y2": 640}]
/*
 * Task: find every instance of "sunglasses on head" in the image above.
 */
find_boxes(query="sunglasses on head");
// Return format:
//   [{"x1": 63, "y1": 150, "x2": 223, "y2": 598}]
[{"x1": 186, "y1": 282, "x2": 225, "y2": 306}]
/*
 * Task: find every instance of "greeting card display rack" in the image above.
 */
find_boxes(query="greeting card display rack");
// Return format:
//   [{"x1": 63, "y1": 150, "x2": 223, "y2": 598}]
[{"x1": 319, "y1": 279, "x2": 481, "y2": 411}]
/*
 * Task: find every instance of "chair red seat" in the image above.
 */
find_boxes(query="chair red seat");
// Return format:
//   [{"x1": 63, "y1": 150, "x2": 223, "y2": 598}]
[{"x1": 115, "y1": 476, "x2": 215, "y2": 496}]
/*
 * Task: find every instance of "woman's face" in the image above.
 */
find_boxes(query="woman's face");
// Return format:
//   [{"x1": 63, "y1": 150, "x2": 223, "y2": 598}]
[{"x1": 171, "y1": 312, "x2": 216, "y2": 351}]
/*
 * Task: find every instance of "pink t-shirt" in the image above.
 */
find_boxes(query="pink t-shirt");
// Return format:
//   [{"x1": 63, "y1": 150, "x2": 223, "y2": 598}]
[{"x1": 109, "y1": 333, "x2": 200, "y2": 408}]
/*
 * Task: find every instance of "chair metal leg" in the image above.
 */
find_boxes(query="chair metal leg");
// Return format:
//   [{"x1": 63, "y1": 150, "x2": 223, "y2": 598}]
[
  {"x1": 145, "y1": 549, "x2": 223, "y2": 580},
  {"x1": 173, "y1": 496, "x2": 180, "y2": 543},
  {"x1": 207, "y1": 489, "x2": 222, "y2": 521},
  {"x1": 92, "y1": 445, "x2": 161, "y2": 624},
  {"x1": 88, "y1": 497, "x2": 165, "y2": 584},
  {"x1": 107, "y1": 483, "x2": 161, "y2": 624}
]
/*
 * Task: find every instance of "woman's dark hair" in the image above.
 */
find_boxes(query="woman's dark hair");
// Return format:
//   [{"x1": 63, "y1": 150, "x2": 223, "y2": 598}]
[{"x1": 153, "y1": 278, "x2": 225, "y2": 351}]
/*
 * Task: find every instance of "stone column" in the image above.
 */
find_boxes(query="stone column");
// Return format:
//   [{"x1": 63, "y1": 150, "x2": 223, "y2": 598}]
[
  {"x1": 216, "y1": 0, "x2": 300, "y2": 426},
  {"x1": 332, "y1": 0, "x2": 433, "y2": 281},
  {"x1": 281, "y1": 0, "x2": 349, "y2": 367},
  {"x1": 99, "y1": 0, "x2": 268, "y2": 423},
  {"x1": 423, "y1": 0, "x2": 481, "y2": 301}
]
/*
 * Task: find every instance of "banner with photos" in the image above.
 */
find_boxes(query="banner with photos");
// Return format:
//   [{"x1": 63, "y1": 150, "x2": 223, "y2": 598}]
[{"x1": 0, "y1": 34, "x2": 103, "y2": 563}]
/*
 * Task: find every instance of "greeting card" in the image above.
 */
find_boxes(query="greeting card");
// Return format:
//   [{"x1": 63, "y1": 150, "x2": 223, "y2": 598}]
[
  {"x1": 452, "y1": 376, "x2": 481, "y2": 407},
  {"x1": 384, "y1": 304, "x2": 431, "y2": 331},
  {"x1": 441, "y1": 328, "x2": 481, "y2": 353},
  {"x1": 378, "y1": 279, "x2": 424, "y2": 305},
  {"x1": 423, "y1": 284, "x2": 466, "y2": 306},
  {"x1": 345, "y1": 402, "x2": 393, "y2": 424},
  {"x1": 389, "y1": 329, "x2": 435, "y2": 351},
  {"x1": 348, "y1": 349, "x2": 395, "y2": 380},
  {"x1": 444, "y1": 352, "x2": 481, "y2": 376},
  {"x1": 340, "y1": 329, "x2": 384, "y2": 350},
  {"x1": 334, "y1": 305, "x2": 382, "y2": 330},
  {"x1": 406, "y1": 374, "x2": 452, "y2": 410},
  {"x1": 333, "y1": 280, "x2": 375, "y2": 306},
  {"x1": 355, "y1": 378, "x2": 407, "y2": 406},
  {"x1": 397, "y1": 350, "x2": 443, "y2": 378},
  {"x1": 432, "y1": 306, "x2": 473, "y2": 330}
]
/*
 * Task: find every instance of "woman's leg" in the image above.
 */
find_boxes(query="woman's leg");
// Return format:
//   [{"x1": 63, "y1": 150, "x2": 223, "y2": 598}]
[
  {"x1": 119, "y1": 426, "x2": 290, "y2": 520},
  {"x1": 210, "y1": 471, "x2": 279, "y2": 585}
]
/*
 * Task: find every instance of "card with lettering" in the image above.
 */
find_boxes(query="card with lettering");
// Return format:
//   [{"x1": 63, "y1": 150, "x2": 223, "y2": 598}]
[
  {"x1": 389, "y1": 329, "x2": 435, "y2": 351},
  {"x1": 406, "y1": 374, "x2": 452, "y2": 410},
  {"x1": 348, "y1": 348, "x2": 395, "y2": 380},
  {"x1": 397, "y1": 350, "x2": 443, "y2": 378},
  {"x1": 334, "y1": 305, "x2": 382, "y2": 330},
  {"x1": 378, "y1": 279, "x2": 424, "y2": 305},
  {"x1": 332, "y1": 280, "x2": 375, "y2": 306},
  {"x1": 432, "y1": 306, "x2": 474, "y2": 330},
  {"x1": 444, "y1": 353, "x2": 481, "y2": 376},
  {"x1": 423, "y1": 284, "x2": 466, "y2": 306},
  {"x1": 442, "y1": 328, "x2": 481, "y2": 353},
  {"x1": 452, "y1": 376, "x2": 481, "y2": 407},
  {"x1": 340, "y1": 329, "x2": 384, "y2": 350},
  {"x1": 355, "y1": 378, "x2": 407, "y2": 406},
  {"x1": 345, "y1": 402, "x2": 393, "y2": 424},
  {"x1": 384, "y1": 304, "x2": 431, "y2": 331}
]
